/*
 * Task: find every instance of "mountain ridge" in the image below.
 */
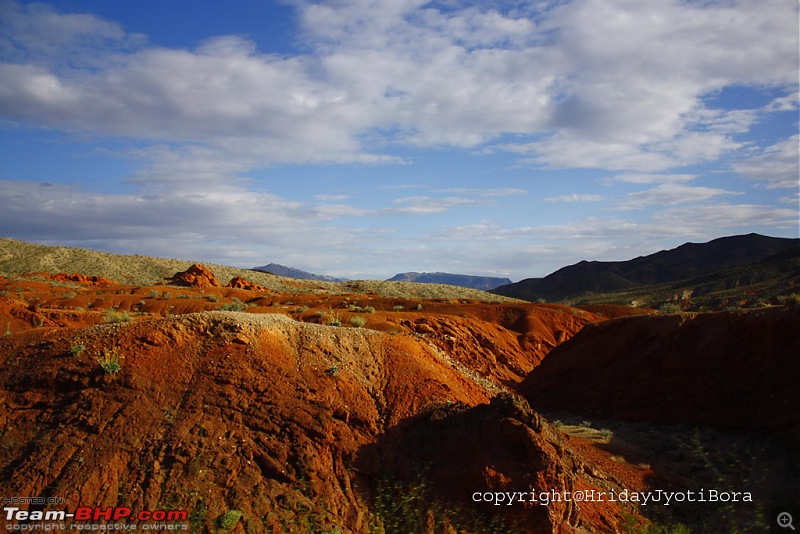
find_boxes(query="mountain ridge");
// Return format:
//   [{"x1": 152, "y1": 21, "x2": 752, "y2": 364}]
[
  {"x1": 491, "y1": 233, "x2": 800, "y2": 304},
  {"x1": 387, "y1": 271, "x2": 513, "y2": 291},
  {"x1": 252, "y1": 262, "x2": 347, "y2": 282}
]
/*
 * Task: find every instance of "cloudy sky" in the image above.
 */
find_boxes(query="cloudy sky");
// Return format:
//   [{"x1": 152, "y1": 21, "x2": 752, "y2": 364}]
[{"x1": 0, "y1": 0, "x2": 797, "y2": 280}]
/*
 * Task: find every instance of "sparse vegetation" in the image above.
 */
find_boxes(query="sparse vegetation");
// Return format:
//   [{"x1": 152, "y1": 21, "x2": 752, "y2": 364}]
[
  {"x1": 217, "y1": 510, "x2": 242, "y2": 530},
  {"x1": 219, "y1": 299, "x2": 247, "y2": 312},
  {"x1": 370, "y1": 475, "x2": 513, "y2": 534},
  {"x1": 96, "y1": 348, "x2": 123, "y2": 374},
  {"x1": 70, "y1": 341, "x2": 85, "y2": 356},
  {"x1": 658, "y1": 302, "x2": 681, "y2": 315},
  {"x1": 777, "y1": 293, "x2": 800, "y2": 309},
  {"x1": 104, "y1": 308, "x2": 132, "y2": 323},
  {"x1": 349, "y1": 315, "x2": 367, "y2": 328}
]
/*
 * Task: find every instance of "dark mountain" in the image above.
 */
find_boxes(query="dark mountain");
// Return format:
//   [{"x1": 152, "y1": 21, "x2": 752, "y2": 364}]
[
  {"x1": 387, "y1": 272, "x2": 513, "y2": 291},
  {"x1": 252, "y1": 263, "x2": 347, "y2": 282},
  {"x1": 491, "y1": 233, "x2": 800, "y2": 303}
]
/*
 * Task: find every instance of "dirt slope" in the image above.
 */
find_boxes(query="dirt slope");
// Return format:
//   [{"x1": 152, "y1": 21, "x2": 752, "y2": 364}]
[
  {"x1": 0, "y1": 308, "x2": 645, "y2": 532},
  {"x1": 519, "y1": 308, "x2": 800, "y2": 441},
  {"x1": 0, "y1": 272, "x2": 667, "y2": 532}
]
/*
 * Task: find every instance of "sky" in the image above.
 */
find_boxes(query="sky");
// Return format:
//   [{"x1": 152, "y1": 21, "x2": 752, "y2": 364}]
[{"x1": 0, "y1": 0, "x2": 798, "y2": 281}]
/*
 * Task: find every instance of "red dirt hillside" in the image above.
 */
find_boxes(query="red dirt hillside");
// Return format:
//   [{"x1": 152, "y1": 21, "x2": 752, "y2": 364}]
[
  {"x1": 1, "y1": 310, "x2": 643, "y2": 532},
  {"x1": 519, "y1": 307, "x2": 800, "y2": 441},
  {"x1": 0, "y1": 270, "x2": 665, "y2": 532}
]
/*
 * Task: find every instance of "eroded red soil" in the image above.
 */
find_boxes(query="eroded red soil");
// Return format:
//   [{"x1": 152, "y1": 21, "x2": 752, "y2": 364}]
[{"x1": 2, "y1": 269, "x2": 792, "y2": 532}]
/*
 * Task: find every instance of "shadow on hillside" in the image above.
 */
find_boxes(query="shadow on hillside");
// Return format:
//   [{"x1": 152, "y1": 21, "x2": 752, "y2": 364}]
[
  {"x1": 552, "y1": 414, "x2": 800, "y2": 532},
  {"x1": 351, "y1": 394, "x2": 559, "y2": 533}
]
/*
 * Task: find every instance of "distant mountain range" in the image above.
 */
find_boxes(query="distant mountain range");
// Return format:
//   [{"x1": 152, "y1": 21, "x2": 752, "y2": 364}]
[
  {"x1": 387, "y1": 272, "x2": 512, "y2": 291},
  {"x1": 491, "y1": 233, "x2": 800, "y2": 304},
  {"x1": 251, "y1": 264, "x2": 513, "y2": 291},
  {"x1": 252, "y1": 263, "x2": 347, "y2": 282}
]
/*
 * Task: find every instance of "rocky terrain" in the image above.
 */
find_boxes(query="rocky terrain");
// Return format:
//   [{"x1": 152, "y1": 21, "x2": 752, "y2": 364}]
[{"x1": 1, "y1": 250, "x2": 798, "y2": 533}]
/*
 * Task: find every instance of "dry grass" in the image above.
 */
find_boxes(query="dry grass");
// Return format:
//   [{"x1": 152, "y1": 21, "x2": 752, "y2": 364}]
[{"x1": 0, "y1": 238, "x2": 518, "y2": 302}]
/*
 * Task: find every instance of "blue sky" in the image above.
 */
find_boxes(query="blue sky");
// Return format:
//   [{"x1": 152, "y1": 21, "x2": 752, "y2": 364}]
[{"x1": 0, "y1": 0, "x2": 797, "y2": 281}]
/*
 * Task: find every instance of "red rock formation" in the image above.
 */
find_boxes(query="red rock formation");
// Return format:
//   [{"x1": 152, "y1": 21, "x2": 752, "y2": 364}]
[
  {"x1": 226, "y1": 276, "x2": 264, "y2": 291},
  {"x1": 29, "y1": 272, "x2": 116, "y2": 287},
  {"x1": 169, "y1": 264, "x2": 220, "y2": 288}
]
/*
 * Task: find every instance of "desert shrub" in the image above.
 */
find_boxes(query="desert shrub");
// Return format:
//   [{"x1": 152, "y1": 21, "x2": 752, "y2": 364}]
[
  {"x1": 207, "y1": 294, "x2": 220, "y2": 303},
  {"x1": 149, "y1": 290, "x2": 160, "y2": 298},
  {"x1": 658, "y1": 302, "x2": 681, "y2": 315},
  {"x1": 104, "y1": 308, "x2": 132, "y2": 323},
  {"x1": 70, "y1": 341, "x2": 85, "y2": 356},
  {"x1": 777, "y1": 293, "x2": 800, "y2": 310},
  {"x1": 217, "y1": 510, "x2": 242, "y2": 530},
  {"x1": 292, "y1": 306, "x2": 309, "y2": 313},
  {"x1": 328, "y1": 311, "x2": 342, "y2": 327},
  {"x1": 392, "y1": 305, "x2": 405, "y2": 311},
  {"x1": 370, "y1": 475, "x2": 513, "y2": 534},
  {"x1": 96, "y1": 348, "x2": 123, "y2": 374},
  {"x1": 219, "y1": 299, "x2": 247, "y2": 312},
  {"x1": 349, "y1": 315, "x2": 367, "y2": 328}
]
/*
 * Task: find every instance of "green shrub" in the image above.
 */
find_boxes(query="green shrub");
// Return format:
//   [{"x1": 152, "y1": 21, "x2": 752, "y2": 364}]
[
  {"x1": 349, "y1": 315, "x2": 367, "y2": 328},
  {"x1": 104, "y1": 309, "x2": 132, "y2": 323},
  {"x1": 70, "y1": 341, "x2": 85, "y2": 356},
  {"x1": 218, "y1": 510, "x2": 242, "y2": 530},
  {"x1": 220, "y1": 299, "x2": 247, "y2": 312},
  {"x1": 96, "y1": 348, "x2": 123, "y2": 374},
  {"x1": 658, "y1": 302, "x2": 681, "y2": 315}
]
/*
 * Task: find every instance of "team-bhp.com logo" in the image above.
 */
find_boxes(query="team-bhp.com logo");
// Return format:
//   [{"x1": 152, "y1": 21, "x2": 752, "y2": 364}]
[{"x1": 4, "y1": 506, "x2": 189, "y2": 530}]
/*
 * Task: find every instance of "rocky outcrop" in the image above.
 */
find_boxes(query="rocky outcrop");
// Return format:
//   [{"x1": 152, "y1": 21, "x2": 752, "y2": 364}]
[
  {"x1": 226, "y1": 276, "x2": 264, "y2": 291},
  {"x1": 169, "y1": 263, "x2": 220, "y2": 288}
]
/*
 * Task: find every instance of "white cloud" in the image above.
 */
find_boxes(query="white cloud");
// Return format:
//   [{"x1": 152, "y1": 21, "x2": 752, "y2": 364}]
[
  {"x1": 0, "y1": 0, "x2": 796, "y2": 176},
  {"x1": 435, "y1": 187, "x2": 526, "y2": 196},
  {"x1": 610, "y1": 174, "x2": 696, "y2": 184},
  {"x1": 385, "y1": 195, "x2": 483, "y2": 214},
  {"x1": 617, "y1": 183, "x2": 738, "y2": 210},
  {"x1": 0, "y1": 0, "x2": 797, "y2": 279},
  {"x1": 732, "y1": 135, "x2": 800, "y2": 189},
  {"x1": 544, "y1": 193, "x2": 603, "y2": 202},
  {"x1": 652, "y1": 203, "x2": 799, "y2": 234}
]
